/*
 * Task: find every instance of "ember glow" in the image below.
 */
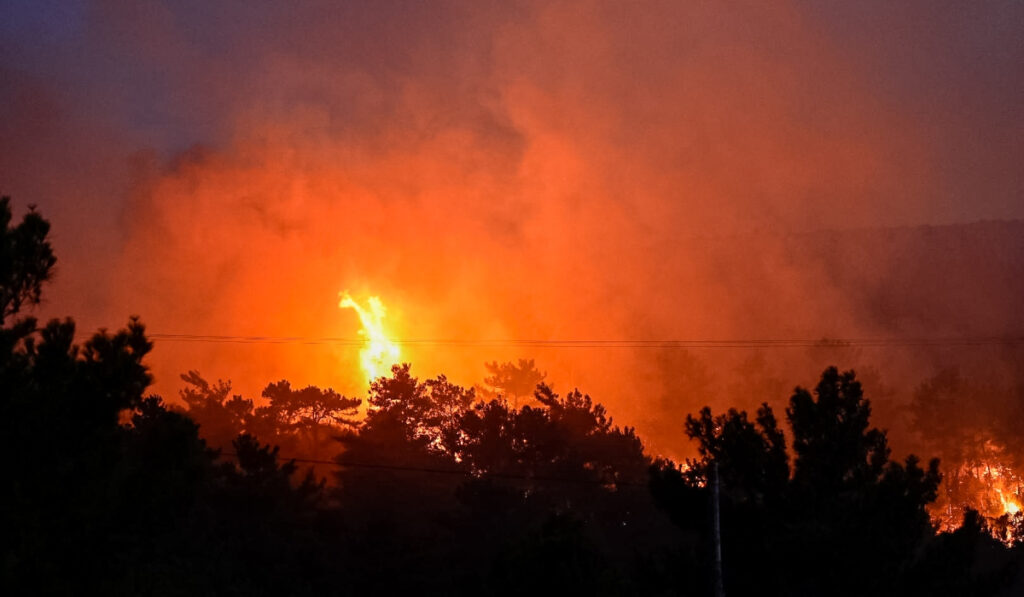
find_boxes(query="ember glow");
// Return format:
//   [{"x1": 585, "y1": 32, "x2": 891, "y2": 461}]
[
  {"x1": 339, "y1": 292, "x2": 401, "y2": 386},
  {"x1": 931, "y1": 441, "x2": 1024, "y2": 543}
]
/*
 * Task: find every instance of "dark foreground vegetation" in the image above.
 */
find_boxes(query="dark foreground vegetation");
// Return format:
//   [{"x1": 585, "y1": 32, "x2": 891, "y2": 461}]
[{"x1": 3, "y1": 196, "x2": 1023, "y2": 596}]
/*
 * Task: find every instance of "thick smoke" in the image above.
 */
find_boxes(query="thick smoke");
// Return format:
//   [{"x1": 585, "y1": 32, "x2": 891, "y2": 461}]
[{"x1": 2, "y1": 0, "x2": 1022, "y2": 457}]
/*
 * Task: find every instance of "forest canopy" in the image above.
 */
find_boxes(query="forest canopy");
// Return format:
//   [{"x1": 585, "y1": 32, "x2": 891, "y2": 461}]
[{"x1": 3, "y1": 197, "x2": 1022, "y2": 595}]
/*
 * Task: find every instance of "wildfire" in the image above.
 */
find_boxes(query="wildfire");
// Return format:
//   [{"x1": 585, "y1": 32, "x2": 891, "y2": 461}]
[
  {"x1": 998, "y1": 487, "x2": 1021, "y2": 516},
  {"x1": 339, "y1": 292, "x2": 401, "y2": 386},
  {"x1": 931, "y1": 443, "x2": 1024, "y2": 544}
]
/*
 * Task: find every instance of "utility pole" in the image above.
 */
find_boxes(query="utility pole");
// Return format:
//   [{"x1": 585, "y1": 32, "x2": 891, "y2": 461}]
[{"x1": 712, "y1": 461, "x2": 725, "y2": 597}]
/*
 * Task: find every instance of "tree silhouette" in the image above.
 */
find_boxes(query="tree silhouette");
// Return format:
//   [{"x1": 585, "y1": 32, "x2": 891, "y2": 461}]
[
  {"x1": 0, "y1": 196, "x2": 55, "y2": 324},
  {"x1": 787, "y1": 366, "x2": 889, "y2": 496},
  {"x1": 455, "y1": 384, "x2": 649, "y2": 487},
  {"x1": 333, "y1": 364, "x2": 470, "y2": 522},
  {"x1": 907, "y1": 509, "x2": 1020, "y2": 595},
  {"x1": 479, "y1": 358, "x2": 546, "y2": 407},
  {"x1": 3, "y1": 296, "x2": 159, "y2": 588},
  {"x1": 348, "y1": 363, "x2": 473, "y2": 456},
  {"x1": 262, "y1": 380, "x2": 362, "y2": 454},
  {"x1": 534, "y1": 384, "x2": 650, "y2": 486},
  {"x1": 658, "y1": 366, "x2": 947, "y2": 596},
  {"x1": 685, "y1": 403, "x2": 788, "y2": 506},
  {"x1": 223, "y1": 432, "x2": 323, "y2": 506},
  {"x1": 784, "y1": 368, "x2": 941, "y2": 595},
  {"x1": 178, "y1": 370, "x2": 251, "y2": 449},
  {"x1": 2, "y1": 199, "x2": 340, "y2": 593}
]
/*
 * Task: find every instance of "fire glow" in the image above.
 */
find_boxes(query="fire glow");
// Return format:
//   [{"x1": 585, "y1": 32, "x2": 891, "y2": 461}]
[
  {"x1": 339, "y1": 292, "x2": 401, "y2": 386},
  {"x1": 931, "y1": 444, "x2": 1024, "y2": 543}
]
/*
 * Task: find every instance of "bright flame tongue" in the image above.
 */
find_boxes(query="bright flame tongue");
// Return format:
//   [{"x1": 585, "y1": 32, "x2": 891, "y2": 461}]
[
  {"x1": 978, "y1": 460, "x2": 1023, "y2": 519},
  {"x1": 998, "y1": 487, "x2": 1022, "y2": 516},
  {"x1": 339, "y1": 292, "x2": 401, "y2": 386}
]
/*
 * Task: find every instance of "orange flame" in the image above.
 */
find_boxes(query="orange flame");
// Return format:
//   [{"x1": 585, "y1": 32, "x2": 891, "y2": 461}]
[
  {"x1": 997, "y1": 487, "x2": 1022, "y2": 516},
  {"x1": 930, "y1": 442, "x2": 1023, "y2": 544},
  {"x1": 339, "y1": 292, "x2": 401, "y2": 386}
]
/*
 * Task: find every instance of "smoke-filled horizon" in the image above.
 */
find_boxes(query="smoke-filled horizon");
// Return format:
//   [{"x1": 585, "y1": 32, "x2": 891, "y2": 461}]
[{"x1": 2, "y1": 0, "x2": 1022, "y2": 457}]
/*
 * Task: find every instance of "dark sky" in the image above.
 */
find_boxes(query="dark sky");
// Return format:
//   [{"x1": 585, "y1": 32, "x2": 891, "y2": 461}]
[{"x1": 4, "y1": 1, "x2": 1021, "y2": 224}]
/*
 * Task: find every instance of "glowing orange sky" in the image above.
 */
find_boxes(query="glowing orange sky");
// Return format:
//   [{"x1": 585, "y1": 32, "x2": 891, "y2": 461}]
[{"x1": 2, "y1": 0, "x2": 1022, "y2": 457}]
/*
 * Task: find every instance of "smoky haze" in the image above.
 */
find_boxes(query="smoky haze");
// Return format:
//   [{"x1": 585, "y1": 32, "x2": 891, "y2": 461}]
[{"x1": 2, "y1": 0, "x2": 1022, "y2": 457}]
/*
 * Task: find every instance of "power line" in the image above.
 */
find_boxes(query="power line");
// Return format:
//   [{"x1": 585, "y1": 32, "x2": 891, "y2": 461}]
[{"x1": 148, "y1": 333, "x2": 1024, "y2": 349}]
